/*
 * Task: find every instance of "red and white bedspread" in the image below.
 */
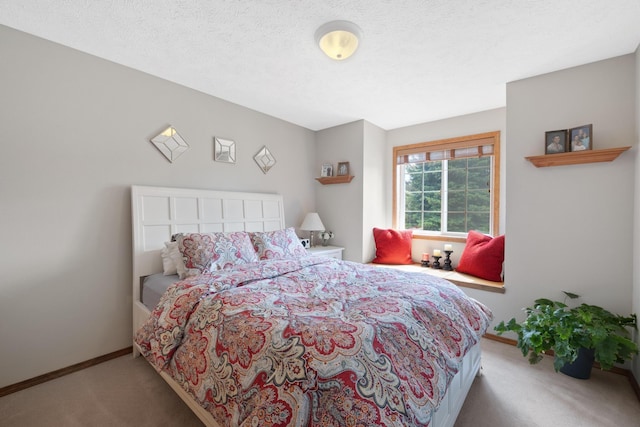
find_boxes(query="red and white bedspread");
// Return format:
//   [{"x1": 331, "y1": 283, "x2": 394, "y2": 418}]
[{"x1": 135, "y1": 257, "x2": 492, "y2": 427}]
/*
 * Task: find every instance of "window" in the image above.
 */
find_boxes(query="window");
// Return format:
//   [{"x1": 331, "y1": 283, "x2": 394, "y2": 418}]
[{"x1": 393, "y1": 131, "x2": 500, "y2": 237}]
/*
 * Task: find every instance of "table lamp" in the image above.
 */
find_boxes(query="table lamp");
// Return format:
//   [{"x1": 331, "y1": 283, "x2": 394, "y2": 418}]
[{"x1": 300, "y1": 212, "x2": 325, "y2": 247}]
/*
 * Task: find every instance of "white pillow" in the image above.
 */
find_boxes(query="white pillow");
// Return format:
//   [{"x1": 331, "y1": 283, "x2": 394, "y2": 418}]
[
  {"x1": 160, "y1": 242, "x2": 177, "y2": 275},
  {"x1": 161, "y1": 241, "x2": 186, "y2": 278}
]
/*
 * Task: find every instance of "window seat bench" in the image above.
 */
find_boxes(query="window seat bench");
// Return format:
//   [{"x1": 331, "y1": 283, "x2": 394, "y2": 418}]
[{"x1": 369, "y1": 263, "x2": 505, "y2": 294}]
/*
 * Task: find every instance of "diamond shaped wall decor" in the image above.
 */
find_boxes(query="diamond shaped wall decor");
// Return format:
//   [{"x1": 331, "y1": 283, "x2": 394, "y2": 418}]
[
  {"x1": 254, "y1": 146, "x2": 276, "y2": 174},
  {"x1": 150, "y1": 126, "x2": 189, "y2": 163}
]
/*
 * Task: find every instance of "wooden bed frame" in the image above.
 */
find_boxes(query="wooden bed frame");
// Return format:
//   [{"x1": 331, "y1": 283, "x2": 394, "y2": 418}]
[{"x1": 131, "y1": 185, "x2": 481, "y2": 427}]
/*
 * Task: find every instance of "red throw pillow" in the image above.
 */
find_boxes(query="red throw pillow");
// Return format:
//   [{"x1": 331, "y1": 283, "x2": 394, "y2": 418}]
[
  {"x1": 371, "y1": 228, "x2": 413, "y2": 265},
  {"x1": 456, "y1": 230, "x2": 505, "y2": 282}
]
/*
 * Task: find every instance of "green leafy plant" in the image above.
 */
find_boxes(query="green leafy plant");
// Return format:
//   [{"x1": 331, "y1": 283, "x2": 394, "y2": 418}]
[{"x1": 494, "y1": 292, "x2": 638, "y2": 371}]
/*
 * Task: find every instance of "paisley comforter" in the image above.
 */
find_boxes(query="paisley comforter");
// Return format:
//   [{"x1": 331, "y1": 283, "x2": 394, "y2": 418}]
[{"x1": 135, "y1": 257, "x2": 492, "y2": 427}]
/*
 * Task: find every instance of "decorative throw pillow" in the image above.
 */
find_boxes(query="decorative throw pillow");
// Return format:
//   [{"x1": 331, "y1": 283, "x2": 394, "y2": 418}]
[
  {"x1": 251, "y1": 227, "x2": 308, "y2": 260},
  {"x1": 209, "y1": 232, "x2": 259, "y2": 271},
  {"x1": 456, "y1": 230, "x2": 505, "y2": 282},
  {"x1": 371, "y1": 228, "x2": 413, "y2": 265},
  {"x1": 175, "y1": 232, "x2": 258, "y2": 278}
]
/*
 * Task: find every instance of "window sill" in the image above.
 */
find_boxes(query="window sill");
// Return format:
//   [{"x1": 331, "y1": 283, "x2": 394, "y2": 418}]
[
  {"x1": 369, "y1": 263, "x2": 505, "y2": 294},
  {"x1": 411, "y1": 234, "x2": 469, "y2": 243}
]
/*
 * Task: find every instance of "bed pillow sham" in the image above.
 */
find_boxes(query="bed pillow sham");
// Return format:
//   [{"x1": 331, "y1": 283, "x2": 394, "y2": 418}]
[
  {"x1": 160, "y1": 241, "x2": 188, "y2": 278},
  {"x1": 160, "y1": 241, "x2": 181, "y2": 276},
  {"x1": 371, "y1": 227, "x2": 413, "y2": 264},
  {"x1": 174, "y1": 232, "x2": 259, "y2": 278},
  {"x1": 251, "y1": 227, "x2": 308, "y2": 260},
  {"x1": 456, "y1": 230, "x2": 505, "y2": 282},
  {"x1": 168, "y1": 242, "x2": 188, "y2": 278}
]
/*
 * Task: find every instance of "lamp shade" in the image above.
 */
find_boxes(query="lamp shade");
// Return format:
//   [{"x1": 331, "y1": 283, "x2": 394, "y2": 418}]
[
  {"x1": 300, "y1": 212, "x2": 325, "y2": 231},
  {"x1": 315, "y1": 20, "x2": 362, "y2": 61}
]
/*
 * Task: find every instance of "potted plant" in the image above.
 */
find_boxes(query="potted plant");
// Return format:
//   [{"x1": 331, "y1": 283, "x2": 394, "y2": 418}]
[{"x1": 494, "y1": 292, "x2": 638, "y2": 379}]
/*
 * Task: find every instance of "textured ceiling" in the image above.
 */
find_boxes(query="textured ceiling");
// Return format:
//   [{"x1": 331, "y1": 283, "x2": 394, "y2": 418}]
[{"x1": 1, "y1": 1, "x2": 639, "y2": 131}]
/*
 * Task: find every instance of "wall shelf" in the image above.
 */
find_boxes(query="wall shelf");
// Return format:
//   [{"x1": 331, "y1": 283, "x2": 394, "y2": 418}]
[
  {"x1": 315, "y1": 175, "x2": 355, "y2": 185},
  {"x1": 525, "y1": 146, "x2": 631, "y2": 168}
]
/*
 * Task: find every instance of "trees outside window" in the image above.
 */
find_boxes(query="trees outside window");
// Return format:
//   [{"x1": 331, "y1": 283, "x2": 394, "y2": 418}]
[{"x1": 394, "y1": 132, "x2": 500, "y2": 237}]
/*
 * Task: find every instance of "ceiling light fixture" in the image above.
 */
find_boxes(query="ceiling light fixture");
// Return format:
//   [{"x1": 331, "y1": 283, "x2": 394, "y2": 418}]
[{"x1": 315, "y1": 20, "x2": 362, "y2": 61}]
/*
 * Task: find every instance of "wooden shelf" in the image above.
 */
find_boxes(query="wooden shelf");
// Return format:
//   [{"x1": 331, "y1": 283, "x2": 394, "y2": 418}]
[
  {"x1": 525, "y1": 146, "x2": 631, "y2": 168},
  {"x1": 315, "y1": 175, "x2": 355, "y2": 185}
]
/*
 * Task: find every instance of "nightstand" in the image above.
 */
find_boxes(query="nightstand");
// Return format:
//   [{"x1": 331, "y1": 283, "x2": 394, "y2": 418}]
[{"x1": 306, "y1": 245, "x2": 344, "y2": 260}]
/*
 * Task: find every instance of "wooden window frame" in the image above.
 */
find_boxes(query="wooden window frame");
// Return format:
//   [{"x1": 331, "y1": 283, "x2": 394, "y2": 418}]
[{"x1": 393, "y1": 131, "x2": 501, "y2": 242}]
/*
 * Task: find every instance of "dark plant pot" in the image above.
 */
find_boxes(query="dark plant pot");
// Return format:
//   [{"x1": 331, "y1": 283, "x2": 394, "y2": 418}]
[{"x1": 559, "y1": 348, "x2": 595, "y2": 379}]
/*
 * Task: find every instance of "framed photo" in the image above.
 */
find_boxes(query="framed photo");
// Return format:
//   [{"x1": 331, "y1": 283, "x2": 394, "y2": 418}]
[
  {"x1": 569, "y1": 124, "x2": 592, "y2": 152},
  {"x1": 337, "y1": 161, "x2": 350, "y2": 176},
  {"x1": 321, "y1": 163, "x2": 333, "y2": 177},
  {"x1": 544, "y1": 130, "x2": 568, "y2": 154}
]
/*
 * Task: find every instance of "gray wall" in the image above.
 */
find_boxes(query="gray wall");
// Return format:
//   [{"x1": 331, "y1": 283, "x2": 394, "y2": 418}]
[
  {"x1": 314, "y1": 120, "x2": 387, "y2": 263},
  {"x1": 2, "y1": 22, "x2": 639, "y2": 389},
  {"x1": 362, "y1": 121, "x2": 388, "y2": 262},
  {"x1": 0, "y1": 25, "x2": 316, "y2": 388},
  {"x1": 504, "y1": 54, "x2": 636, "y2": 344},
  {"x1": 314, "y1": 121, "x2": 364, "y2": 261},
  {"x1": 386, "y1": 108, "x2": 507, "y2": 265},
  {"x1": 385, "y1": 55, "x2": 638, "y2": 354}
]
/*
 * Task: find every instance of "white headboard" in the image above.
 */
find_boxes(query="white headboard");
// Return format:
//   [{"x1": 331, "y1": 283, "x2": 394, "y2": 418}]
[{"x1": 131, "y1": 185, "x2": 285, "y2": 304}]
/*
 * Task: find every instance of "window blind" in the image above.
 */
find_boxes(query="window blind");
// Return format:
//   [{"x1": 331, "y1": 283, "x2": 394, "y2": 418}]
[{"x1": 396, "y1": 136, "x2": 495, "y2": 165}]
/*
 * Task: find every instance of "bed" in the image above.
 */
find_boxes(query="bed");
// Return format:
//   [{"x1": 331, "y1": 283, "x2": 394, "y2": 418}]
[{"x1": 131, "y1": 185, "x2": 492, "y2": 427}]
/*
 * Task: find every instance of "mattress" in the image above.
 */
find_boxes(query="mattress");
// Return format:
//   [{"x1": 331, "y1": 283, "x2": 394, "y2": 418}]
[{"x1": 142, "y1": 273, "x2": 180, "y2": 310}]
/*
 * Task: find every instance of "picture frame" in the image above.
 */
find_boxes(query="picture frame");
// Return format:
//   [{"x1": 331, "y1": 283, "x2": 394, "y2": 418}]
[
  {"x1": 321, "y1": 163, "x2": 333, "y2": 177},
  {"x1": 544, "y1": 130, "x2": 568, "y2": 154},
  {"x1": 569, "y1": 124, "x2": 593, "y2": 152},
  {"x1": 337, "y1": 161, "x2": 350, "y2": 176}
]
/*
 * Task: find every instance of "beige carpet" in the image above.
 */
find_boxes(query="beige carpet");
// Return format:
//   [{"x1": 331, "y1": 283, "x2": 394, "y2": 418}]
[
  {"x1": 1, "y1": 338, "x2": 638, "y2": 426},
  {"x1": 455, "y1": 339, "x2": 640, "y2": 427}
]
